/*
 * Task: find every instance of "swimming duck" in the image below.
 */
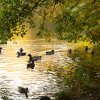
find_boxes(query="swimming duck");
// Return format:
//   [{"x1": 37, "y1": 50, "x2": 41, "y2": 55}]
[
  {"x1": 40, "y1": 96, "x2": 51, "y2": 100},
  {"x1": 17, "y1": 51, "x2": 26, "y2": 58},
  {"x1": 27, "y1": 54, "x2": 41, "y2": 62},
  {"x1": 84, "y1": 46, "x2": 89, "y2": 52},
  {"x1": 46, "y1": 50, "x2": 54, "y2": 55},
  {"x1": 18, "y1": 87, "x2": 29, "y2": 98},
  {"x1": 68, "y1": 48, "x2": 72, "y2": 54},
  {"x1": 0, "y1": 47, "x2": 2, "y2": 54},
  {"x1": 91, "y1": 48, "x2": 95, "y2": 56},
  {"x1": 27, "y1": 60, "x2": 35, "y2": 69}
]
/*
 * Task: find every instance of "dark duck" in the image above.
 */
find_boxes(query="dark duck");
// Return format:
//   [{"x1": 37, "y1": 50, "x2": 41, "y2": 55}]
[
  {"x1": 18, "y1": 87, "x2": 29, "y2": 98},
  {"x1": 27, "y1": 60, "x2": 35, "y2": 69},
  {"x1": 68, "y1": 48, "x2": 72, "y2": 54},
  {"x1": 40, "y1": 96, "x2": 51, "y2": 100},
  {"x1": 91, "y1": 48, "x2": 95, "y2": 56},
  {"x1": 17, "y1": 52, "x2": 26, "y2": 57},
  {"x1": 84, "y1": 46, "x2": 89, "y2": 52},
  {"x1": 17, "y1": 48, "x2": 26, "y2": 57},
  {"x1": 46, "y1": 50, "x2": 54, "y2": 55},
  {"x1": 0, "y1": 47, "x2": 2, "y2": 54},
  {"x1": 27, "y1": 54, "x2": 41, "y2": 62}
]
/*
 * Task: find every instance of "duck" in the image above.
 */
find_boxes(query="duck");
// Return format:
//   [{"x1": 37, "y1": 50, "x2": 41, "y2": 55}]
[
  {"x1": 18, "y1": 87, "x2": 29, "y2": 98},
  {"x1": 0, "y1": 47, "x2": 2, "y2": 54},
  {"x1": 17, "y1": 51, "x2": 26, "y2": 58},
  {"x1": 27, "y1": 54, "x2": 41, "y2": 62},
  {"x1": 68, "y1": 48, "x2": 72, "y2": 54},
  {"x1": 40, "y1": 96, "x2": 51, "y2": 100},
  {"x1": 84, "y1": 46, "x2": 89, "y2": 52},
  {"x1": 91, "y1": 48, "x2": 95, "y2": 56},
  {"x1": 46, "y1": 50, "x2": 54, "y2": 55},
  {"x1": 27, "y1": 60, "x2": 35, "y2": 69}
]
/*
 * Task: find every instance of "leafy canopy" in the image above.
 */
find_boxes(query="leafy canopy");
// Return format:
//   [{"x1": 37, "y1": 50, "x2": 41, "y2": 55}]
[{"x1": 0, "y1": 0, "x2": 100, "y2": 43}]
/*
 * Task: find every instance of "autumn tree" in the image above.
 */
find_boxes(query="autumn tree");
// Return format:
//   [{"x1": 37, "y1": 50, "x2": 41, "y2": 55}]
[{"x1": 0, "y1": 0, "x2": 99, "y2": 43}]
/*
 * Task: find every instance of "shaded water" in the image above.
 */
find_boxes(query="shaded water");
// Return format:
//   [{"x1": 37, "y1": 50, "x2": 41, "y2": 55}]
[{"x1": 0, "y1": 39, "x2": 71, "y2": 100}]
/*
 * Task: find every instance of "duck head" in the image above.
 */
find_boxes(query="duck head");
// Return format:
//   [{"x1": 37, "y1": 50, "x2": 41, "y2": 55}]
[
  {"x1": 27, "y1": 54, "x2": 32, "y2": 57},
  {"x1": 17, "y1": 52, "x2": 20, "y2": 57},
  {"x1": 52, "y1": 50, "x2": 54, "y2": 52}
]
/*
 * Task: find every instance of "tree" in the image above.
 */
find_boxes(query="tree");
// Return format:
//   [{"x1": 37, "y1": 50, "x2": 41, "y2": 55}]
[{"x1": 0, "y1": 0, "x2": 99, "y2": 43}]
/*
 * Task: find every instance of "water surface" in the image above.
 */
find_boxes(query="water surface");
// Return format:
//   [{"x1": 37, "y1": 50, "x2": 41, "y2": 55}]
[{"x1": 0, "y1": 39, "x2": 70, "y2": 100}]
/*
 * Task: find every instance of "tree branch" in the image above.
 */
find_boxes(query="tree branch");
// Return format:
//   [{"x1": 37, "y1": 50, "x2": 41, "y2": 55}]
[{"x1": 69, "y1": 0, "x2": 80, "y2": 12}]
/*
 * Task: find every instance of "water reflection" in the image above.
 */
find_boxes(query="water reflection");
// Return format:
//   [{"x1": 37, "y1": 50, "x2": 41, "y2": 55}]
[{"x1": 0, "y1": 39, "x2": 69, "y2": 100}]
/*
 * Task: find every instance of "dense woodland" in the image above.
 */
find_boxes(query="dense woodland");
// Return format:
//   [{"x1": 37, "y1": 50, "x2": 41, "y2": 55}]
[{"x1": 0, "y1": 0, "x2": 100, "y2": 100}]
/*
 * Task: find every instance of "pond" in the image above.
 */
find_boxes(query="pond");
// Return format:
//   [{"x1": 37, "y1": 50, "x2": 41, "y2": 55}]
[{"x1": 0, "y1": 39, "x2": 71, "y2": 100}]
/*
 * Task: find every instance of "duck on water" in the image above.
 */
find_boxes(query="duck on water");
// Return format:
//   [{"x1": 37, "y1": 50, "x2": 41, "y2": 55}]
[
  {"x1": 17, "y1": 52, "x2": 26, "y2": 57},
  {"x1": 27, "y1": 60, "x2": 35, "y2": 69},
  {"x1": 18, "y1": 87, "x2": 29, "y2": 98},
  {"x1": 0, "y1": 47, "x2": 2, "y2": 54},
  {"x1": 18, "y1": 87, "x2": 51, "y2": 100},
  {"x1": 17, "y1": 48, "x2": 26, "y2": 57},
  {"x1": 27, "y1": 54, "x2": 41, "y2": 62},
  {"x1": 40, "y1": 96, "x2": 51, "y2": 100},
  {"x1": 46, "y1": 50, "x2": 54, "y2": 55}
]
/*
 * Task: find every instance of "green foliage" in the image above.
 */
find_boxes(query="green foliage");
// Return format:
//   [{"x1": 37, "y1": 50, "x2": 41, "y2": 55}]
[
  {"x1": 50, "y1": 44, "x2": 100, "y2": 99},
  {"x1": 55, "y1": 0, "x2": 100, "y2": 42},
  {"x1": 0, "y1": 0, "x2": 99, "y2": 43},
  {"x1": 37, "y1": 22, "x2": 51, "y2": 41},
  {"x1": 55, "y1": 90, "x2": 72, "y2": 100},
  {"x1": 66, "y1": 44, "x2": 100, "y2": 96},
  {"x1": 0, "y1": 0, "x2": 41, "y2": 43}
]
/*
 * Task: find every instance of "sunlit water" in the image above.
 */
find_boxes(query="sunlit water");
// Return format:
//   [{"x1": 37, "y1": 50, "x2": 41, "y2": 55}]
[{"x1": 0, "y1": 39, "x2": 71, "y2": 100}]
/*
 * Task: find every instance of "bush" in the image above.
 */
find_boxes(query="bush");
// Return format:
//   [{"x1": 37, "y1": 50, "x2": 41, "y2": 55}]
[{"x1": 54, "y1": 43, "x2": 100, "y2": 100}]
